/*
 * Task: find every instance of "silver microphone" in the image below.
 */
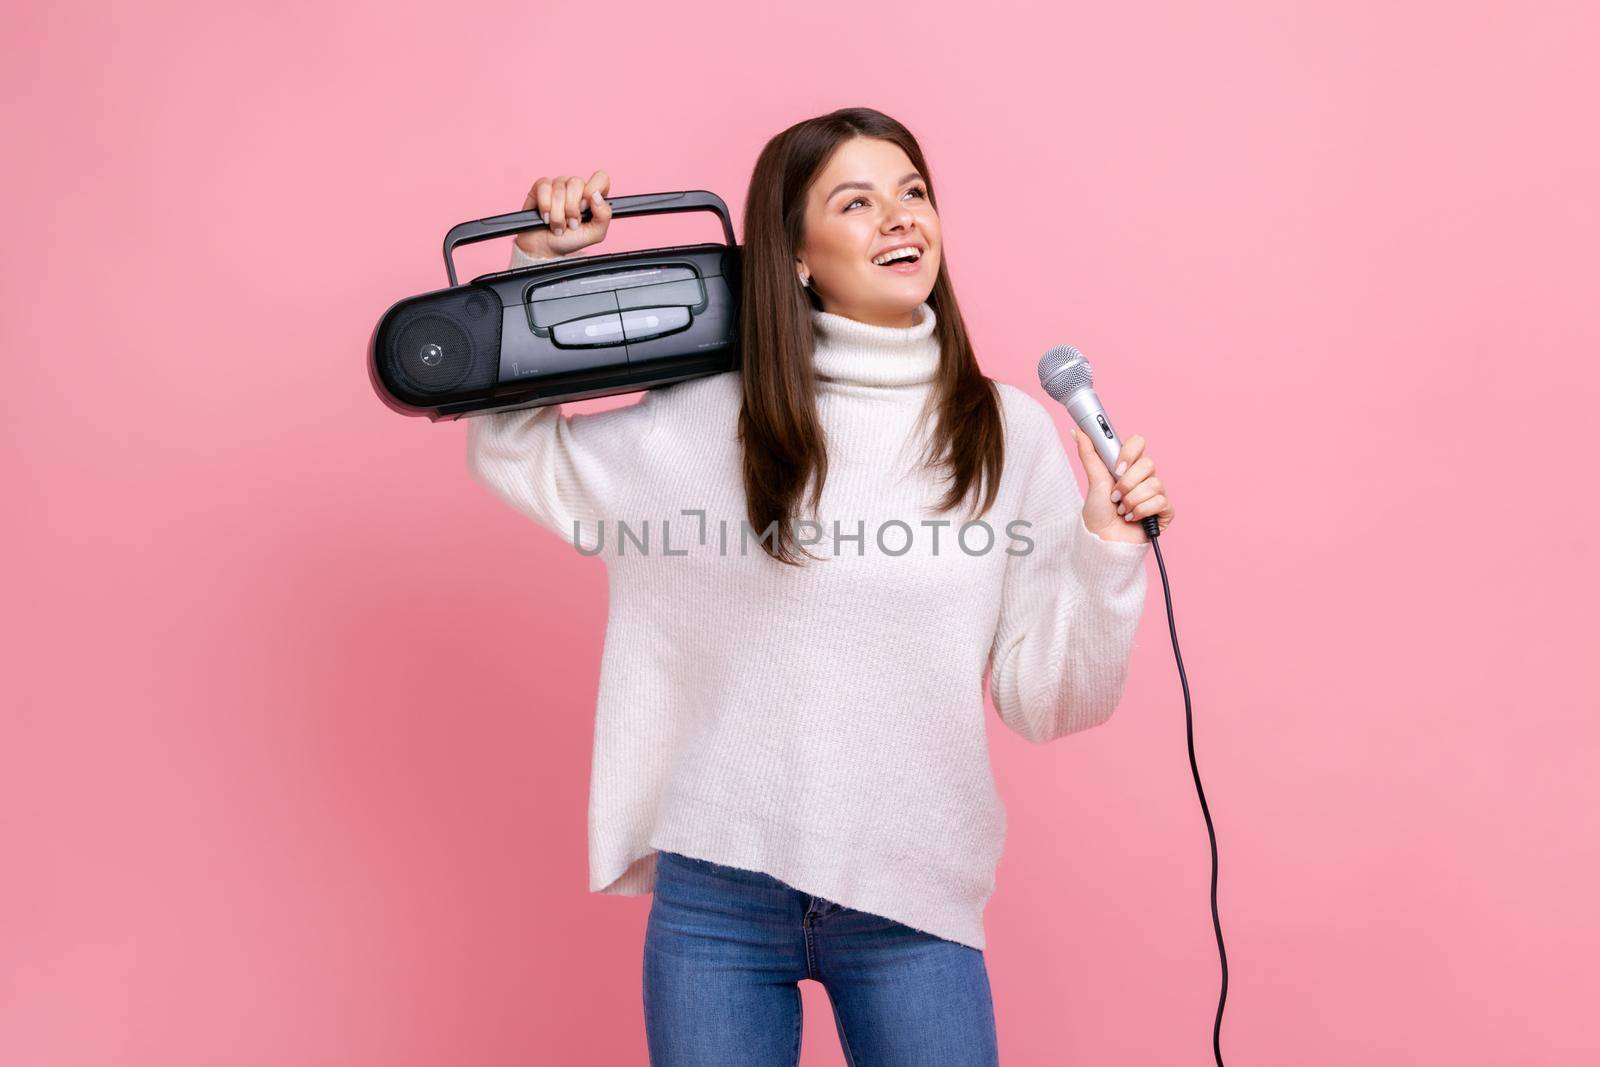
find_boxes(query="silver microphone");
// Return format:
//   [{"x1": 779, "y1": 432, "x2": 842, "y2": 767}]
[{"x1": 1037, "y1": 344, "x2": 1160, "y2": 539}]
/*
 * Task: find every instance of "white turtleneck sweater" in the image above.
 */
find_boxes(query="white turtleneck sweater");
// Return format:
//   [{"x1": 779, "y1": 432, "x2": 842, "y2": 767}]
[{"x1": 465, "y1": 242, "x2": 1150, "y2": 950}]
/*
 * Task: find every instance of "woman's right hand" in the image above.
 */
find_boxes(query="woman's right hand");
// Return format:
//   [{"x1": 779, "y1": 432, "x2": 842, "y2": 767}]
[{"x1": 514, "y1": 171, "x2": 613, "y2": 258}]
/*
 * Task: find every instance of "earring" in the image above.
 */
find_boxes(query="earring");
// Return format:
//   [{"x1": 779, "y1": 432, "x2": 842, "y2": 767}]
[{"x1": 800, "y1": 273, "x2": 811, "y2": 288}]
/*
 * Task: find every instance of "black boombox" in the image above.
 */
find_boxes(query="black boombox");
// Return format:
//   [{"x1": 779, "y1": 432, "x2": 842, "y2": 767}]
[{"x1": 369, "y1": 191, "x2": 742, "y2": 420}]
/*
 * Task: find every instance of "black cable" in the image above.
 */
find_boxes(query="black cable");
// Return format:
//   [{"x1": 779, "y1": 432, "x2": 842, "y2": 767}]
[{"x1": 1144, "y1": 519, "x2": 1228, "y2": 1065}]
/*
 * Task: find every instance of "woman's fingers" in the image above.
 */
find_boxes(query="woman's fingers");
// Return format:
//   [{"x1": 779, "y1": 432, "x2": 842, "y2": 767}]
[
  {"x1": 514, "y1": 171, "x2": 614, "y2": 251},
  {"x1": 538, "y1": 174, "x2": 604, "y2": 234},
  {"x1": 1117, "y1": 477, "x2": 1163, "y2": 514},
  {"x1": 571, "y1": 175, "x2": 587, "y2": 230},
  {"x1": 1092, "y1": 431, "x2": 1174, "y2": 530},
  {"x1": 1113, "y1": 463, "x2": 1164, "y2": 505},
  {"x1": 533, "y1": 177, "x2": 553, "y2": 226},
  {"x1": 1123, "y1": 492, "x2": 1167, "y2": 522},
  {"x1": 1111, "y1": 455, "x2": 1154, "y2": 502},
  {"x1": 1111, "y1": 434, "x2": 1145, "y2": 482},
  {"x1": 550, "y1": 178, "x2": 568, "y2": 232},
  {"x1": 585, "y1": 170, "x2": 611, "y2": 225}
]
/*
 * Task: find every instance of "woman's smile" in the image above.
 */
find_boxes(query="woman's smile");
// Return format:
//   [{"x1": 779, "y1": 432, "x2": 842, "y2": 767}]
[{"x1": 873, "y1": 249, "x2": 924, "y2": 275}]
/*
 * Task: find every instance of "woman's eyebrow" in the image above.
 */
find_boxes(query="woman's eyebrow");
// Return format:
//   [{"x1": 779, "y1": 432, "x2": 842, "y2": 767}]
[{"x1": 825, "y1": 172, "x2": 924, "y2": 201}]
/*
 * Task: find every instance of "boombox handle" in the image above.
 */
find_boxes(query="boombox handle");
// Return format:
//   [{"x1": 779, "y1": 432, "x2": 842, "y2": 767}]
[{"x1": 441, "y1": 190, "x2": 737, "y2": 287}]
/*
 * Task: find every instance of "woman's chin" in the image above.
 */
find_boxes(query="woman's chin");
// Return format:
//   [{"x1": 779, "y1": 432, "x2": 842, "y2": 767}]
[
  {"x1": 866, "y1": 275, "x2": 934, "y2": 306},
  {"x1": 880, "y1": 288, "x2": 935, "y2": 317}
]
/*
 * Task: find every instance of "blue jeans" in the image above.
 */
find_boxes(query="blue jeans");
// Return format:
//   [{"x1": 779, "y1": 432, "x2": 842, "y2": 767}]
[{"x1": 643, "y1": 849, "x2": 1000, "y2": 1066}]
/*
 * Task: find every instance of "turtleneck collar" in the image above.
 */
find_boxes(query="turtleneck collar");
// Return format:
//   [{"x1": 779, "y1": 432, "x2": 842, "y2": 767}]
[{"x1": 809, "y1": 300, "x2": 941, "y2": 389}]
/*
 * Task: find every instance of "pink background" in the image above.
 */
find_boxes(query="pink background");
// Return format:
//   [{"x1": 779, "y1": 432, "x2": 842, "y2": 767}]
[{"x1": 5, "y1": 1, "x2": 1597, "y2": 1063}]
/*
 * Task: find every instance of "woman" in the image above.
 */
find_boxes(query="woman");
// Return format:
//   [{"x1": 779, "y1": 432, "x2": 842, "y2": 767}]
[{"x1": 469, "y1": 107, "x2": 1175, "y2": 1066}]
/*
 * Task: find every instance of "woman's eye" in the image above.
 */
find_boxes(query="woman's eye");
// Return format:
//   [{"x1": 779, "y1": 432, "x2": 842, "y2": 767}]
[{"x1": 846, "y1": 186, "x2": 928, "y2": 210}]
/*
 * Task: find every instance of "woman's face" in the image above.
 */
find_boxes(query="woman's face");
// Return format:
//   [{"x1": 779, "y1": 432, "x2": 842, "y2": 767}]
[{"x1": 796, "y1": 136, "x2": 941, "y2": 328}]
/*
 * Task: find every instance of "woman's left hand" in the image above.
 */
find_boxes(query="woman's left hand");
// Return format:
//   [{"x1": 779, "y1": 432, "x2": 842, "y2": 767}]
[{"x1": 1071, "y1": 428, "x2": 1175, "y2": 544}]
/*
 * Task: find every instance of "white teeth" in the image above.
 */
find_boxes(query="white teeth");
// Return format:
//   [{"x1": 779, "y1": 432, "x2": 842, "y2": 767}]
[{"x1": 872, "y1": 247, "x2": 921, "y2": 265}]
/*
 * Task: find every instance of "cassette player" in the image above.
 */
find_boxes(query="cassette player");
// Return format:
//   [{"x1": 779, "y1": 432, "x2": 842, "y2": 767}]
[{"x1": 368, "y1": 190, "x2": 742, "y2": 420}]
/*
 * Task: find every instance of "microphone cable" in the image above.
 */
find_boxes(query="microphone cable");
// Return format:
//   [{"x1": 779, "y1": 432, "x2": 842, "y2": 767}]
[
  {"x1": 1040, "y1": 347, "x2": 1229, "y2": 1061},
  {"x1": 1144, "y1": 515, "x2": 1228, "y2": 1066}
]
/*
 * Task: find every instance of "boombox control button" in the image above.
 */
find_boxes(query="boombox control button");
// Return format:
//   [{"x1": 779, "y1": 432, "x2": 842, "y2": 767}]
[{"x1": 553, "y1": 312, "x2": 625, "y2": 347}]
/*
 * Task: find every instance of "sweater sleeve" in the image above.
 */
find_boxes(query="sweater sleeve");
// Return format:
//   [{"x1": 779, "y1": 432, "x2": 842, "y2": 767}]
[
  {"x1": 986, "y1": 417, "x2": 1151, "y2": 743},
  {"x1": 464, "y1": 241, "x2": 659, "y2": 548}
]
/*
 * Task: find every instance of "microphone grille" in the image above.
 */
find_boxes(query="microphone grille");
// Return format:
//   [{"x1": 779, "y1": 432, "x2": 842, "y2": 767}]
[{"x1": 1037, "y1": 344, "x2": 1093, "y2": 402}]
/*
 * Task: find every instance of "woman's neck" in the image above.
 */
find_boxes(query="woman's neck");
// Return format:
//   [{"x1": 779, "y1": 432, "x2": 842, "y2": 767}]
[{"x1": 808, "y1": 300, "x2": 940, "y2": 391}]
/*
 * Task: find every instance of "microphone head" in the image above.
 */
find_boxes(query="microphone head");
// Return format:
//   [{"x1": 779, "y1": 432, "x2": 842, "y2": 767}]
[{"x1": 1037, "y1": 344, "x2": 1094, "y2": 402}]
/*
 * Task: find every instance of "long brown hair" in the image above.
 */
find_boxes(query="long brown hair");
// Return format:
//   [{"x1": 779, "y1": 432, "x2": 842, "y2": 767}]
[{"x1": 737, "y1": 107, "x2": 1005, "y2": 565}]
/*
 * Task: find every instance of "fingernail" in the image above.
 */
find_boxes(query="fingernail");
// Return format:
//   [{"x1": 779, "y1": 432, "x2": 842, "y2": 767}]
[
  {"x1": 1110, "y1": 489, "x2": 1122, "y2": 503},
  {"x1": 1124, "y1": 511, "x2": 1136, "y2": 521},
  {"x1": 1117, "y1": 504, "x2": 1125, "y2": 515},
  {"x1": 1114, "y1": 461, "x2": 1127, "y2": 477}
]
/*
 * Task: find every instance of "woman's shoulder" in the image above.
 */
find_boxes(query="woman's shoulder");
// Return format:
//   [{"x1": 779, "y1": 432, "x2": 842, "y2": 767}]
[
  {"x1": 647, "y1": 367, "x2": 743, "y2": 442},
  {"x1": 658, "y1": 366, "x2": 742, "y2": 404},
  {"x1": 989, "y1": 378, "x2": 1059, "y2": 449}
]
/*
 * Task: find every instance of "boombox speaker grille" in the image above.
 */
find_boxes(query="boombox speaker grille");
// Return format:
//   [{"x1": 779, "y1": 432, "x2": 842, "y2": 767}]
[{"x1": 380, "y1": 287, "x2": 503, "y2": 403}]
